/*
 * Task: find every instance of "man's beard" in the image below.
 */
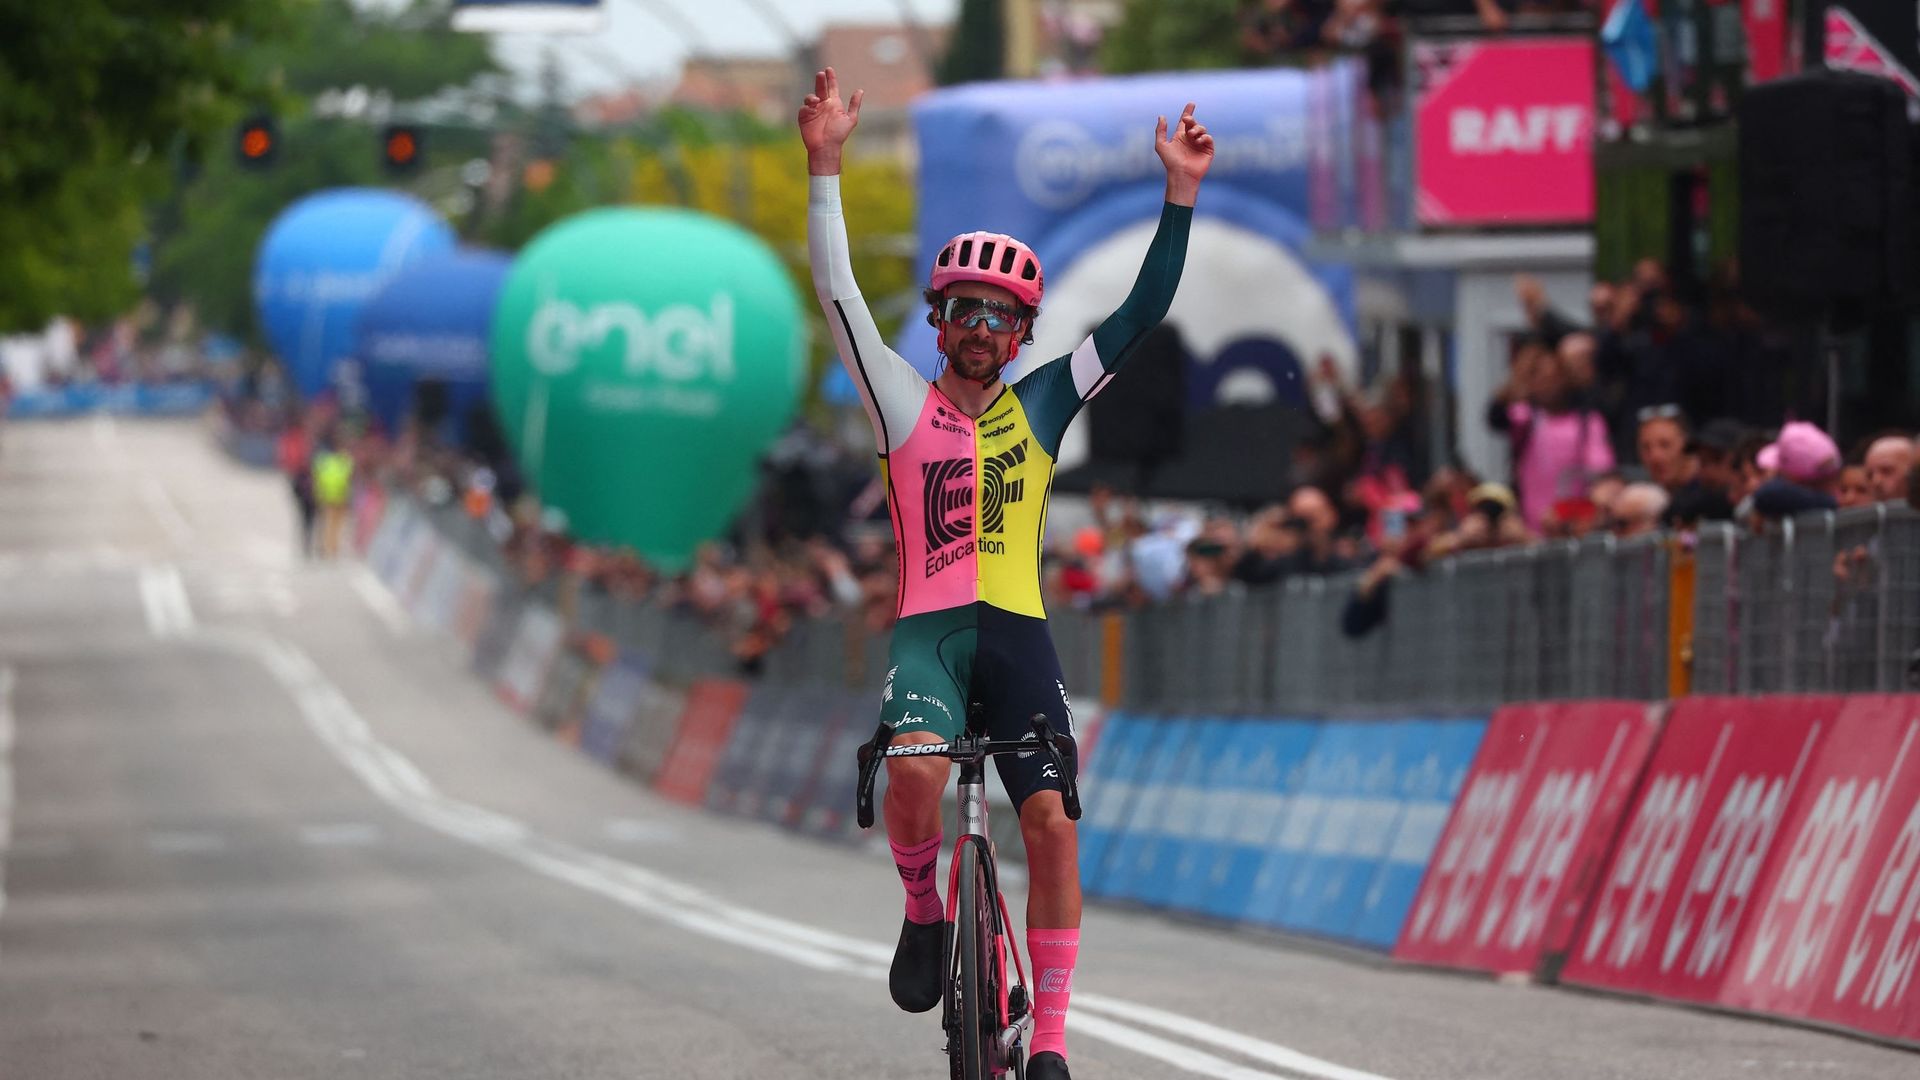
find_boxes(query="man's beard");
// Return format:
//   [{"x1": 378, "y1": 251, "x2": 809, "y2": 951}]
[{"x1": 949, "y1": 347, "x2": 1001, "y2": 383}]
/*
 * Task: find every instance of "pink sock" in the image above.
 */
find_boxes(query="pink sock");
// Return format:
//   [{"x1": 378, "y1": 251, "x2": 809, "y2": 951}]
[
  {"x1": 1026, "y1": 929, "x2": 1079, "y2": 1059},
  {"x1": 890, "y1": 833, "x2": 944, "y2": 925}
]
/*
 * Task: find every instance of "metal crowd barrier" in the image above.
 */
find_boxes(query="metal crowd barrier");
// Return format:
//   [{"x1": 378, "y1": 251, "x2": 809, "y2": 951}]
[
  {"x1": 412, "y1": 494, "x2": 1920, "y2": 712},
  {"x1": 1692, "y1": 505, "x2": 1920, "y2": 695}
]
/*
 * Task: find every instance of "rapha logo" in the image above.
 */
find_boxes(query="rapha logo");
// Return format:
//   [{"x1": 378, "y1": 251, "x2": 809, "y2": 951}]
[{"x1": 980, "y1": 439, "x2": 1027, "y2": 535}]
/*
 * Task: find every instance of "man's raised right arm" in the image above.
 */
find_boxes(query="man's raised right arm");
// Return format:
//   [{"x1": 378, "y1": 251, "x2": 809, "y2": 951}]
[{"x1": 800, "y1": 67, "x2": 923, "y2": 453}]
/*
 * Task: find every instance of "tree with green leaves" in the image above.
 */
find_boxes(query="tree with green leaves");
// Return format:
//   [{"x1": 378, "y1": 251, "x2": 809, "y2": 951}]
[
  {"x1": 938, "y1": 0, "x2": 1006, "y2": 85},
  {"x1": 148, "y1": 0, "x2": 502, "y2": 338},
  {"x1": 0, "y1": 0, "x2": 295, "y2": 330},
  {"x1": 1100, "y1": 0, "x2": 1247, "y2": 75}
]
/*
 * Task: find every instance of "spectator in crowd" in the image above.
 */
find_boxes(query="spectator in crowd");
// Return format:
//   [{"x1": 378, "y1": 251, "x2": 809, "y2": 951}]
[
  {"x1": 1751, "y1": 420, "x2": 1843, "y2": 520},
  {"x1": 1863, "y1": 434, "x2": 1915, "y2": 504},
  {"x1": 1183, "y1": 535, "x2": 1237, "y2": 596},
  {"x1": 1838, "y1": 464, "x2": 1873, "y2": 510},
  {"x1": 1488, "y1": 337, "x2": 1614, "y2": 530},
  {"x1": 1240, "y1": 0, "x2": 1332, "y2": 55},
  {"x1": 1658, "y1": 416, "x2": 1739, "y2": 527},
  {"x1": 276, "y1": 413, "x2": 316, "y2": 557},
  {"x1": 1232, "y1": 505, "x2": 1298, "y2": 586},
  {"x1": 311, "y1": 434, "x2": 354, "y2": 558},
  {"x1": 1515, "y1": 274, "x2": 1581, "y2": 349},
  {"x1": 1284, "y1": 484, "x2": 1354, "y2": 576},
  {"x1": 1427, "y1": 482, "x2": 1532, "y2": 557},
  {"x1": 1610, "y1": 482, "x2": 1670, "y2": 537}
]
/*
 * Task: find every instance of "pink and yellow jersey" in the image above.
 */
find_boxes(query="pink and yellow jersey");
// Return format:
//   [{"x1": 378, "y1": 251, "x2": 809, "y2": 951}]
[{"x1": 808, "y1": 175, "x2": 1191, "y2": 620}]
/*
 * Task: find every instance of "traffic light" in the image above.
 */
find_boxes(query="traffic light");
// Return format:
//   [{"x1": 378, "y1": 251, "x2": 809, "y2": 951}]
[
  {"x1": 236, "y1": 113, "x2": 277, "y2": 169},
  {"x1": 381, "y1": 124, "x2": 423, "y2": 175}
]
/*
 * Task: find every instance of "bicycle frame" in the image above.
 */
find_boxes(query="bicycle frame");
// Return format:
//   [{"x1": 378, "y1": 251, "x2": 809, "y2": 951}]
[{"x1": 944, "y1": 745, "x2": 1029, "y2": 1066}]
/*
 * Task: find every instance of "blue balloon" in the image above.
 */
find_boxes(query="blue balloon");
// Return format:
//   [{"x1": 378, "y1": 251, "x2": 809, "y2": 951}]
[
  {"x1": 355, "y1": 249, "x2": 511, "y2": 445},
  {"x1": 252, "y1": 188, "x2": 455, "y2": 398}
]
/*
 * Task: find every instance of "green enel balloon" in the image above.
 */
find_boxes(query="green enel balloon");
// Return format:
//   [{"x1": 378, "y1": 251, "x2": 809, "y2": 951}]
[{"x1": 490, "y1": 207, "x2": 806, "y2": 570}]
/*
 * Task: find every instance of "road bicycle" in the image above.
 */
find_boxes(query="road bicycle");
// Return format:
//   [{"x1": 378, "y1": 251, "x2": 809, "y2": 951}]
[{"x1": 857, "y1": 713, "x2": 1081, "y2": 1080}]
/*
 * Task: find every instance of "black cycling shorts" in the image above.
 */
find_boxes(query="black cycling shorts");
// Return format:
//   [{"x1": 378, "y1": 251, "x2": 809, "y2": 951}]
[{"x1": 878, "y1": 601, "x2": 1079, "y2": 815}]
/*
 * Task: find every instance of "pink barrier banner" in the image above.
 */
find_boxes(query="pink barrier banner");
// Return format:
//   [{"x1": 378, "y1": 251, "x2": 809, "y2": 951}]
[
  {"x1": 655, "y1": 679, "x2": 749, "y2": 806},
  {"x1": 1723, "y1": 695, "x2": 1920, "y2": 1044},
  {"x1": 1413, "y1": 37, "x2": 1594, "y2": 226},
  {"x1": 1561, "y1": 696, "x2": 1840, "y2": 1004},
  {"x1": 1396, "y1": 701, "x2": 1660, "y2": 973}
]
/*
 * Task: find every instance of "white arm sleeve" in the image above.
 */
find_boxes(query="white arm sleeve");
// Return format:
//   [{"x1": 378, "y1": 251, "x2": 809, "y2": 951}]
[{"x1": 808, "y1": 175, "x2": 926, "y2": 454}]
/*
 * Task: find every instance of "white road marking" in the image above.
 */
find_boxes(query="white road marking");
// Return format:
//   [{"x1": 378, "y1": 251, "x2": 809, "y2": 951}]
[
  {"x1": 0, "y1": 667, "x2": 15, "y2": 941},
  {"x1": 601, "y1": 818, "x2": 681, "y2": 845},
  {"x1": 138, "y1": 565, "x2": 195, "y2": 637},
  {"x1": 147, "y1": 830, "x2": 227, "y2": 854},
  {"x1": 216, "y1": 627, "x2": 1395, "y2": 1080},
  {"x1": 141, "y1": 481, "x2": 194, "y2": 548},
  {"x1": 348, "y1": 566, "x2": 411, "y2": 636},
  {"x1": 299, "y1": 823, "x2": 384, "y2": 847},
  {"x1": 0, "y1": 547, "x2": 144, "y2": 580},
  {"x1": 244, "y1": 534, "x2": 294, "y2": 569},
  {"x1": 4, "y1": 835, "x2": 73, "y2": 859},
  {"x1": 90, "y1": 414, "x2": 119, "y2": 451}
]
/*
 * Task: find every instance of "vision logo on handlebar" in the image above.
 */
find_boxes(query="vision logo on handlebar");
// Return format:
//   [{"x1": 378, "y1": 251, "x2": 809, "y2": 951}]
[{"x1": 889, "y1": 743, "x2": 954, "y2": 757}]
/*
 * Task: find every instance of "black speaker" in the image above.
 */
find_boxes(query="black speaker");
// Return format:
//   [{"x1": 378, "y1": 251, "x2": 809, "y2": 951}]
[
  {"x1": 1738, "y1": 70, "x2": 1913, "y2": 319},
  {"x1": 1086, "y1": 323, "x2": 1187, "y2": 466}
]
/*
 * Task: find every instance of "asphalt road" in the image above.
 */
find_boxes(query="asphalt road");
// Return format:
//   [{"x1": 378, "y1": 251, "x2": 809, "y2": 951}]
[{"x1": 0, "y1": 416, "x2": 1913, "y2": 1080}]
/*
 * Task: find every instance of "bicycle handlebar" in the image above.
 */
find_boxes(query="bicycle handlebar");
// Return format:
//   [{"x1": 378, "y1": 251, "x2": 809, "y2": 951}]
[{"x1": 855, "y1": 714, "x2": 1081, "y2": 829}]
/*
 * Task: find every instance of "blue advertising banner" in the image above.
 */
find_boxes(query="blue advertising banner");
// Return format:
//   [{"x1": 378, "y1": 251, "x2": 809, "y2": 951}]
[
  {"x1": 5, "y1": 381, "x2": 215, "y2": 418},
  {"x1": 356, "y1": 249, "x2": 509, "y2": 446},
  {"x1": 1346, "y1": 717, "x2": 1485, "y2": 947},
  {"x1": 579, "y1": 652, "x2": 650, "y2": 765},
  {"x1": 1139, "y1": 717, "x2": 1235, "y2": 908},
  {"x1": 451, "y1": 0, "x2": 603, "y2": 33},
  {"x1": 1175, "y1": 718, "x2": 1317, "y2": 918},
  {"x1": 1098, "y1": 718, "x2": 1201, "y2": 902},
  {"x1": 1076, "y1": 713, "x2": 1153, "y2": 890},
  {"x1": 902, "y1": 70, "x2": 1358, "y2": 406},
  {"x1": 1278, "y1": 720, "x2": 1427, "y2": 936}
]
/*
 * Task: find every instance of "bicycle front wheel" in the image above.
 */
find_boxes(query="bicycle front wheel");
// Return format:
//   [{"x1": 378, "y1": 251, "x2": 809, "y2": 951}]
[{"x1": 951, "y1": 839, "x2": 999, "y2": 1080}]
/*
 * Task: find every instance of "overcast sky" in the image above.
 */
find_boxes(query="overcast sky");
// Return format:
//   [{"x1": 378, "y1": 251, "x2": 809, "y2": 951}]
[{"x1": 414, "y1": 0, "x2": 961, "y2": 99}]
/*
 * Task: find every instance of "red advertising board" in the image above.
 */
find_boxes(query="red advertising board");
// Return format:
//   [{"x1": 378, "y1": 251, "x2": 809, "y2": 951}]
[
  {"x1": 654, "y1": 679, "x2": 749, "y2": 805},
  {"x1": 1561, "y1": 696, "x2": 1840, "y2": 1003},
  {"x1": 1721, "y1": 695, "x2": 1920, "y2": 1043},
  {"x1": 1395, "y1": 702, "x2": 1661, "y2": 973},
  {"x1": 1413, "y1": 37, "x2": 1595, "y2": 226}
]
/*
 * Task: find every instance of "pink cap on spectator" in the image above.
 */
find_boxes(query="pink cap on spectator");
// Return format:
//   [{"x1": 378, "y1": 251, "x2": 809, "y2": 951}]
[{"x1": 1757, "y1": 421, "x2": 1841, "y2": 483}]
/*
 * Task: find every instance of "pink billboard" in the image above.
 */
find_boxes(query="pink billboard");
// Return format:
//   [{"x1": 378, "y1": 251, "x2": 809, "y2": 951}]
[{"x1": 1414, "y1": 37, "x2": 1595, "y2": 227}]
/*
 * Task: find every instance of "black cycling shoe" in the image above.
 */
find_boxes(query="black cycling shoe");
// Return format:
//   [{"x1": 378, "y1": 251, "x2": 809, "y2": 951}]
[
  {"x1": 889, "y1": 916, "x2": 945, "y2": 1013},
  {"x1": 1027, "y1": 1051, "x2": 1071, "y2": 1079}
]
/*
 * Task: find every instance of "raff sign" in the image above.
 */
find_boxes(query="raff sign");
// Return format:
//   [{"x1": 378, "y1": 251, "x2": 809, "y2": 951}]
[
  {"x1": 1413, "y1": 37, "x2": 1596, "y2": 227},
  {"x1": 489, "y1": 208, "x2": 805, "y2": 571}
]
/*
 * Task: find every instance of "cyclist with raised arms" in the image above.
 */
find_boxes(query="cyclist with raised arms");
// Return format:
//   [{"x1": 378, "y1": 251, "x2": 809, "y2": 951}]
[{"x1": 800, "y1": 67, "x2": 1211, "y2": 1079}]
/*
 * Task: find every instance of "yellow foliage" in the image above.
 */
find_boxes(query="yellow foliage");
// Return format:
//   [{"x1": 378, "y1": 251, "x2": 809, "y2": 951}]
[{"x1": 624, "y1": 137, "x2": 919, "y2": 408}]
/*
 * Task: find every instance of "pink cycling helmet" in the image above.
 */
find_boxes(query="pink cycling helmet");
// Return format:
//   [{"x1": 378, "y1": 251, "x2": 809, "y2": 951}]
[{"x1": 930, "y1": 231, "x2": 1044, "y2": 309}]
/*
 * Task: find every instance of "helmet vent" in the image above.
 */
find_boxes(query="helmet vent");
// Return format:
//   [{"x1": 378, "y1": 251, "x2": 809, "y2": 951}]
[
  {"x1": 937, "y1": 246, "x2": 952, "y2": 267},
  {"x1": 1000, "y1": 247, "x2": 1017, "y2": 274},
  {"x1": 958, "y1": 239, "x2": 974, "y2": 265},
  {"x1": 1021, "y1": 260, "x2": 1038, "y2": 281},
  {"x1": 979, "y1": 241, "x2": 997, "y2": 269}
]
